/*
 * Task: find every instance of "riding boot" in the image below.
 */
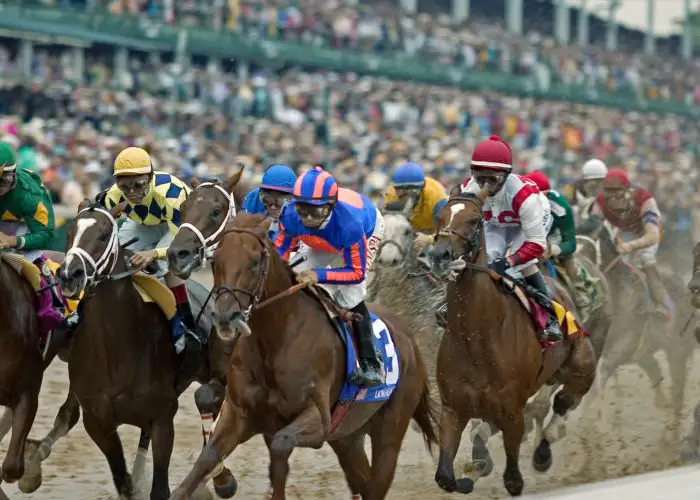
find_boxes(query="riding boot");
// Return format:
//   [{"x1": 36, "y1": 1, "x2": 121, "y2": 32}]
[
  {"x1": 170, "y1": 284, "x2": 203, "y2": 355},
  {"x1": 348, "y1": 301, "x2": 384, "y2": 387},
  {"x1": 644, "y1": 265, "x2": 671, "y2": 318},
  {"x1": 525, "y1": 271, "x2": 564, "y2": 342}
]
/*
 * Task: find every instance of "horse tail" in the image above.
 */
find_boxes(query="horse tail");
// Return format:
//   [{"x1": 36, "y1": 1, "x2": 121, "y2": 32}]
[{"x1": 411, "y1": 347, "x2": 439, "y2": 454}]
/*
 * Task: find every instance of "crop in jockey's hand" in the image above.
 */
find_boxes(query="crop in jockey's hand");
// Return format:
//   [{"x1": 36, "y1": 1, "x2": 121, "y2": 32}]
[{"x1": 130, "y1": 249, "x2": 158, "y2": 269}]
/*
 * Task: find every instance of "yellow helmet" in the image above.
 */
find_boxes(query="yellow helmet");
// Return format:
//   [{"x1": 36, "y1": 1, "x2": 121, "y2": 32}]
[{"x1": 113, "y1": 147, "x2": 153, "y2": 176}]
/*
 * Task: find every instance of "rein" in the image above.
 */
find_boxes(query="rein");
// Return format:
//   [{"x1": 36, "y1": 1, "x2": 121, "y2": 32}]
[{"x1": 177, "y1": 182, "x2": 237, "y2": 267}]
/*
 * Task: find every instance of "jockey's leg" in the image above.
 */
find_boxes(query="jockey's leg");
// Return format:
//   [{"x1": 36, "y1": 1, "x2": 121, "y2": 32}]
[
  {"x1": 523, "y1": 264, "x2": 563, "y2": 342},
  {"x1": 560, "y1": 255, "x2": 591, "y2": 309},
  {"x1": 643, "y1": 264, "x2": 671, "y2": 318},
  {"x1": 165, "y1": 272, "x2": 202, "y2": 353}
]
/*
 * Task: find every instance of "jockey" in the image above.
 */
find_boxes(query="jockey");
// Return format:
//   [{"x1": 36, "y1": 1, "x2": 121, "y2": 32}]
[
  {"x1": 101, "y1": 147, "x2": 200, "y2": 356},
  {"x1": 242, "y1": 164, "x2": 297, "y2": 240},
  {"x1": 591, "y1": 168, "x2": 670, "y2": 317},
  {"x1": 384, "y1": 162, "x2": 447, "y2": 251},
  {"x1": 275, "y1": 166, "x2": 386, "y2": 386},
  {"x1": 525, "y1": 170, "x2": 590, "y2": 309},
  {"x1": 461, "y1": 136, "x2": 563, "y2": 342},
  {"x1": 576, "y1": 158, "x2": 608, "y2": 225}
]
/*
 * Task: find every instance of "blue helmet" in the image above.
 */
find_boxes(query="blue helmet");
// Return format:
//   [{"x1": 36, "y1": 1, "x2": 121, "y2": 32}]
[
  {"x1": 261, "y1": 164, "x2": 297, "y2": 193},
  {"x1": 293, "y1": 166, "x2": 338, "y2": 206},
  {"x1": 392, "y1": 162, "x2": 425, "y2": 188}
]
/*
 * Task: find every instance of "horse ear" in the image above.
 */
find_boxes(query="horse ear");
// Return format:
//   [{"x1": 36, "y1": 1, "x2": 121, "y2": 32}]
[
  {"x1": 260, "y1": 217, "x2": 272, "y2": 233},
  {"x1": 77, "y1": 198, "x2": 92, "y2": 212},
  {"x1": 110, "y1": 201, "x2": 127, "y2": 218},
  {"x1": 190, "y1": 177, "x2": 201, "y2": 188},
  {"x1": 448, "y1": 185, "x2": 462, "y2": 199},
  {"x1": 225, "y1": 164, "x2": 245, "y2": 194},
  {"x1": 476, "y1": 187, "x2": 490, "y2": 205}
]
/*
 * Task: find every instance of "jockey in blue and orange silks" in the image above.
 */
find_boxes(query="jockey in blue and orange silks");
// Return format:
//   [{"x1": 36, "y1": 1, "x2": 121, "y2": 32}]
[
  {"x1": 242, "y1": 163, "x2": 297, "y2": 240},
  {"x1": 274, "y1": 166, "x2": 386, "y2": 386}
]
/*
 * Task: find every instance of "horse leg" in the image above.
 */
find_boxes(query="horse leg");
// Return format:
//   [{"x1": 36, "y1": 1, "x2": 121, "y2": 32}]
[
  {"x1": 149, "y1": 418, "x2": 174, "y2": 500},
  {"x1": 131, "y1": 430, "x2": 150, "y2": 488},
  {"x1": 268, "y1": 404, "x2": 327, "y2": 500},
  {"x1": 526, "y1": 385, "x2": 556, "y2": 447},
  {"x1": 535, "y1": 338, "x2": 596, "y2": 474},
  {"x1": 170, "y1": 398, "x2": 250, "y2": 500},
  {"x1": 500, "y1": 411, "x2": 526, "y2": 496},
  {"x1": 434, "y1": 405, "x2": 473, "y2": 494},
  {"x1": 637, "y1": 353, "x2": 668, "y2": 409},
  {"x1": 468, "y1": 420, "x2": 495, "y2": 478},
  {"x1": 0, "y1": 409, "x2": 12, "y2": 441},
  {"x1": 194, "y1": 380, "x2": 236, "y2": 499},
  {"x1": 20, "y1": 389, "x2": 81, "y2": 494},
  {"x1": 680, "y1": 401, "x2": 700, "y2": 463},
  {"x1": 329, "y1": 435, "x2": 370, "y2": 500},
  {"x1": 667, "y1": 345, "x2": 691, "y2": 442},
  {"x1": 82, "y1": 413, "x2": 134, "y2": 498},
  {"x1": 1, "y1": 390, "x2": 39, "y2": 484}
]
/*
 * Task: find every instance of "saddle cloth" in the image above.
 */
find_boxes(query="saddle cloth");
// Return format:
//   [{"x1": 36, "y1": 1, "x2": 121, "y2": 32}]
[{"x1": 131, "y1": 272, "x2": 176, "y2": 320}]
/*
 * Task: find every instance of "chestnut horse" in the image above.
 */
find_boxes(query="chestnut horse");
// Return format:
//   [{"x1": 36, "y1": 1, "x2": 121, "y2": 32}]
[
  {"x1": 0, "y1": 252, "x2": 84, "y2": 498},
  {"x1": 169, "y1": 213, "x2": 437, "y2": 500},
  {"x1": 428, "y1": 190, "x2": 596, "y2": 497},
  {"x1": 54, "y1": 201, "x2": 235, "y2": 500}
]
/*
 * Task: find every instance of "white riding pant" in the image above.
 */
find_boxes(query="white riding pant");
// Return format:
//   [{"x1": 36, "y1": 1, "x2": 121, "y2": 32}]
[
  {"x1": 294, "y1": 209, "x2": 384, "y2": 309},
  {"x1": 118, "y1": 219, "x2": 182, "y2": 286},
  {"x1": 485, "y1": 210, "x2": 553, "y2": 277},
  {"x1": 0, "y1": 221, "x2": 43, "y2": 262},
  {"x1": 618, "y1": 230, "x2": 658, "y2": 268}
]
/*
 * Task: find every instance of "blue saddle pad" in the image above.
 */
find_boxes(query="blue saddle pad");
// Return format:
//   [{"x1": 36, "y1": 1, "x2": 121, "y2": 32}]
[{"x1": 337, "y1": 313, "x2": 400, "y2": 403}]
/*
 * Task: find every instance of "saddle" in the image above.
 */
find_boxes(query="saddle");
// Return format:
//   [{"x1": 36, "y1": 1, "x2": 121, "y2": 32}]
[
  {"x1": 306, "y1": 285, "x2": 360, "y2": 331},
  {"x1": 130, "y1": 272, "x2": 176, "y2": 320}
]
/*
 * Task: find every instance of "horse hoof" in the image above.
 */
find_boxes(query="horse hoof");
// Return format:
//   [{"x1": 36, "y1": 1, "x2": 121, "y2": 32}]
[
  {"x1": 17, "y1": 473, "x2": 41, "y2": 494},
  {"x1": 213, "y1": 472, "x2": 237, "y2": 499},
  {"x1": 533, "y1": 439, "x2": 553, "y2": 473},
  {"x1": 505, "y1": 478, "x2": 524, "y2": 497},
  {"x1": 455, "y1": 478, "x2": 474, "y2": 494},
  {"x1": 435, "y1": 472, "x2": 456, "y2": 493}
]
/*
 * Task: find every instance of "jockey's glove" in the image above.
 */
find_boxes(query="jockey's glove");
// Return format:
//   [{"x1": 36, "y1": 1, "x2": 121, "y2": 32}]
[{"x1": 489, "y1": 257, "x2": 510, "y2": 276}]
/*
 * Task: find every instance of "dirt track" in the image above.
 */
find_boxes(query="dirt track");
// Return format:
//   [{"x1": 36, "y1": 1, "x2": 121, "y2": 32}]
[{"x1": 1, "y1": 269, "x2": 697, "y2": 499}]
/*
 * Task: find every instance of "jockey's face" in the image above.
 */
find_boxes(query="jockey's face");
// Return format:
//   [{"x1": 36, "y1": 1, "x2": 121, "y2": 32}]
[
  {"x1": 603, "y1": 186, "x2": 628, "y2": 211},
  {"x1": 116, "y1": 173, "x2": 152, "y2": 204},
  {"x1": 395, "y1": 186, "x2": 422, "y2": 206},
  {"x1": 0, "y1": 171, "x2": 16, "y2": 196},
  {"x1": 295, "y1": 202, "x2": 333, "y2": 229},
  {"x1": 583, "y1": 178, "x2": 604, "y2": 198},
  {"x1": 472, "y1": 168, "x2": 506, "y2": 196},
  {"x1": 259, "y1": 188, "x2": 292, "y2": 219}
]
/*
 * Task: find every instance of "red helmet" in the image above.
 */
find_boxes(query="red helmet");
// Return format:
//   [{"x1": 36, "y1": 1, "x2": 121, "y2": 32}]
[
  {"x1": 471, "y1": 135, "x2": 513, "y2": 172},
  {"x1": 602, "y1": 168, "x2": 629, "y2": 189},
  {"x1": 525, "y1": 170, "x2": 550, "y2": 192}
]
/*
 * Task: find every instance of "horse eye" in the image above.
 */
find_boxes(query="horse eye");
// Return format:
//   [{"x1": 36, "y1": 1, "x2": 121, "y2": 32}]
[
  {"x1": 211, "y1": 207, "x2": 222, "y2": 218},
  {"x1": 404, "y1": 228, "x2": 411, "y2": 236},
  {"x1": 249, "y1": 258, "x2": 259, "y2": 269},
  {"x1": 99, "y1": 232, "x2": 110, "y2": 242}
]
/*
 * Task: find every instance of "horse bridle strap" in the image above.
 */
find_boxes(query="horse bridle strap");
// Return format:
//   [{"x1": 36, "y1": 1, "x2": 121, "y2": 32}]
[
  {"x1": 178, "y1": 182, "x2": 237, "y2": 265},
  {"x1": 65, "y1": 206, "x2": 120, "y2": 291}
]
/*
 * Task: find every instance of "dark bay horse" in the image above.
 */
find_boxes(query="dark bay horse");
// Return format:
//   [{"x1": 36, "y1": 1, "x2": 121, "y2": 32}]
[
  {"x1": 0, "y1": 252, "x2": 84, "y2": 497},
  {"x1": 576, "y1": 223, "x2": 694, "y2": 432},
  {"x1": 169, "y1": 213, "x2": 438, "y2": 500},
  {"x1": 54, "y1": 201, "x2": 233, "y2": 500},
  {"x1": 428, "y1": 190, "x2": 596, "y2": 497}
]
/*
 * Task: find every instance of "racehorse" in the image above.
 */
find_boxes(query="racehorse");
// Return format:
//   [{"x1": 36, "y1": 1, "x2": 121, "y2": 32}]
[
  {"x1": 169, "y1": 213, "x2": 438, "y2": 500},
  {"x1": 55, "y1": 200, "x2": 230, "y2": 500},
  {"x1": 0, "y1": 251, "x2": 85, "y2": 497},
  {"x1": 428, "y1": 189, "x2": 596, "y2": 497},
  {"x1": 576, "y1": 222, "x2": 693, "y2": 433}
]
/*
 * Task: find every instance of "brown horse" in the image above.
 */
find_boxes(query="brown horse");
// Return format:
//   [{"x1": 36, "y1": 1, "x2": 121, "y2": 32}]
[
  {"x1": 428, "y1": 190, "x2": 596, "y2": 497},
  {"x1": 0, "y1": 252, "x2": 85, "y2": 498},
  {"x1": 169, "y1": 213, "x2": 437, "y2": 500},
  {"x1": 54, "y1": 200, "x2": 235, "y2": 500}
]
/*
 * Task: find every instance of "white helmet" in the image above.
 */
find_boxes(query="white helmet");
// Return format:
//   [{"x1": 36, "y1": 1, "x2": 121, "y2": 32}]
[{"x1": 581, "y1": 159, "x2": 608, "y2": 180}]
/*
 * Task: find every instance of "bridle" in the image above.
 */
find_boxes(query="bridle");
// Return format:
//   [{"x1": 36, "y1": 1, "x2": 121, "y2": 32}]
[
  {"x1": 177, "y1": 182, "x2": 237, "y2": 267},
  {"x1": 437, "y1": 194, "x2": 484, "y2": 264},
  {"x1": 212, "y1": 227, "x2": 270, "y2": 323},
  {"x1": 64, "y1": 206, "x2": 120, "y2": 292}
]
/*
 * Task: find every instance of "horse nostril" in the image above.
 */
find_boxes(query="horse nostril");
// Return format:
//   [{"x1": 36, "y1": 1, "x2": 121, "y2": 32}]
[{"x1": 391, "y1": 258, "x2": 399, "y2": 266}]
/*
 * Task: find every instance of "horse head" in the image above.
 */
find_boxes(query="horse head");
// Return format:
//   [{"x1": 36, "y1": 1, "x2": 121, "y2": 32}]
[
  {"x1": 429, "y1": 187, "x2": 489, "y2": 278},
  {"x1": 58, "y1": 199, "x2": 123, "y2": 299},
  {"x1": 377, "y1": 207, "x2": 415, "y2": 267},
  {"x1": 210, "y1": 212, "x2": 281, "y2": 346},
  {"x1": 168, "y1": 167, "x2": 245, "y2": 279}
]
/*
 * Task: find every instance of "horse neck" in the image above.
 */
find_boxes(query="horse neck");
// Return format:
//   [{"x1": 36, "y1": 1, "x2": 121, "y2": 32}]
[{"x1": 0, "y1": 257, "x2": 36, "y2": 335}]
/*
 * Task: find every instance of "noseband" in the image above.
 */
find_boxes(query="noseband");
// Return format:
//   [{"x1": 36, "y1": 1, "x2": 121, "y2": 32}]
[
  {"x1": 212, "y1": 227, "x2": 270, "y2": 321},
  {"x1": 438, "y1": 195, "x2": 484, "y2": 261},
  {"x1": 178, "y1": 183, "x2": 237, "y2": 267},
  {"x1": 64, "y1": 206, "x2": 120, "y2": 291}
]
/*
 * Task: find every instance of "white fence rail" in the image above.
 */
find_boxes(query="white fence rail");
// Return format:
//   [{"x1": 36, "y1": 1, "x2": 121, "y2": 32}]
[{"x1": 523, "y1": 466, "x2": 700, "y2": 499}]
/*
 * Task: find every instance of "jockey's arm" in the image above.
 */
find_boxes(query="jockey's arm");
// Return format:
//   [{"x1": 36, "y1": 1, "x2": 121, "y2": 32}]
[
  {"x1": 274, "y1": 228, "x2": 299, "y2": 261},
  {"x1": 15, "y1": 190, "x2": 55, "y2": 251},
  {"x1": 624, "y1": 198, "x2": 662, "y2": 251},
  {"x1": 507, "y1": 195, "x2": 547, "y2": 267},
  {"x1": 432, "y1": 198, "x2": 448, "y2": 230},
  {"x1": 315, "y1": 239, "x2": 366, "y2": 285},
  {"x1": 549, "y1": 195, "x2": 576, "y2": 257}
]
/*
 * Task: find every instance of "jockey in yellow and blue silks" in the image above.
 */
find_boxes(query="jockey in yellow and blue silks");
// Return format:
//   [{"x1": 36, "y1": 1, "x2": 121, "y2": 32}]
[
  {"x1": 384, "y1": 162, "x2": 448, "y2": 250},
  {"x1": 242, "y1": 164, "x2": 297, "y2": 240},
  {"x1": 275, "y1": 166, "x2": 386, "y2": 387}
]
